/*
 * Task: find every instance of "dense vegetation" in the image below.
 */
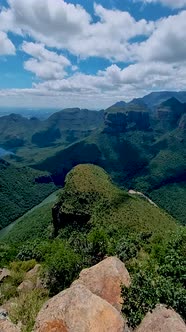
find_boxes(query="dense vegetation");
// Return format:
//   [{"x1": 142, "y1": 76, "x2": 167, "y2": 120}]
[
  {"x1": 1, "y1": 164, "x2": 185, "y2": 331},
  {"x1": 0, "y1": 158, "x2": 56, "y2": 229},
  {"x1": 0, "y1": 93, "x2": 185, "y2": 330}
]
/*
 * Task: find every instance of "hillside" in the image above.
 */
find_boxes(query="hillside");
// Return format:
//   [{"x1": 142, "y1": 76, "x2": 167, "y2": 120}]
[
  {"x1": 33, "y1": 99, "x2": 186, "y2": 223},
  {"x1": 130, "y1": 91, "x2": 186, "y2": 108},
  {"x1": 0, "y1": 108, "x2": 104, "y2": 153},
  {"x1": 0, "y1": 158, "x2": 56, "y2": 229},
  {"x1": 0, "y1": 164, "x2": 186, "y2": 331}
]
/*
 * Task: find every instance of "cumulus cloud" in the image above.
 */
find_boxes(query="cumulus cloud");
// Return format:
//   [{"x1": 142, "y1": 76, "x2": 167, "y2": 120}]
[
  {"x1": 0, "y1": 31, "x2": 15, "y2": 55},
  {"x1": 22, "y1": 42, "x2": 71, "y2": 80},
  {"x1": 0, "y1": 0, "x2": 154, "y2": 61},
  {"x1": 136, "y1": 11, "x2": 186, "y2": 63},
  {"x1": 1, "y1": 59, "x2": 186, "y2": 109},
  {"x1": 1, "y1": 0, "x2": 186, "y2": 108},
  {"x1": 137, "y1": 0, "x2": 186, "y2": 8}
]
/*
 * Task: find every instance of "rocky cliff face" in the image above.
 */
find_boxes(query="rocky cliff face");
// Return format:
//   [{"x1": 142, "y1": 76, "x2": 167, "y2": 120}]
[
  {"x1": 156, "y1": 97, "x2": 186, "y2": 130},
  {"x1": 179, "y1": 113, "x2": 186, "y2": 130},
  {"x1": 104, "y1": 111, "x2": 127, "y2": 133},
  {"x1": 127, "y1": 110, "x2": 150, "y2": 130},
  {"x1": 104, "y1": 105, "x2": 150, "y2": 133}
]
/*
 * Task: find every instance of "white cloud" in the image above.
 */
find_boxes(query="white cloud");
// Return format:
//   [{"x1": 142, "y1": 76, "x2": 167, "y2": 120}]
[
  {"x1": 24, "y1": 59, "x2": 68, "y2": 80},
  {"x1": 137, "y1": 0, "x2": 186, "y2": 9},
  {"x1": 22, "y1": 42, "x2": 70, "y2": 66},
  {"x1": 0, "y1": 31, "x2": 15, "y2": 55},
  {"x1": 135, "y1": 11, "x2": 186, "y2": 63},
  {"x1": 1, "y1": 1, "x2": 186, "y2": 109},
  {"x1": 22, "y1": 42, "x2": 71, "y2": 80},
  {"x1": 0, "y1": 0, "x2": 154, "y2": 61}
]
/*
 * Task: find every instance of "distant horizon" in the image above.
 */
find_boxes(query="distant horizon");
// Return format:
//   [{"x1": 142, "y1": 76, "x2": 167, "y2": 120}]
[{"x1": 0, "y1": 89, "x2": 186, "y2": 114}]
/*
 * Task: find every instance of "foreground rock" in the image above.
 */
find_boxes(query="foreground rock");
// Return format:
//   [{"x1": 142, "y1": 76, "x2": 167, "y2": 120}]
[
  {"x1": 34, "y1": 283, "x2": 125, "y2": 332},
  {"x1": 136, "y1": 305, "x2": 186, "y2": 332},
  {"x1": 73, "y1": 256, "x2": 131, "y2": 311},
  {"x1": 0, "y1": 319, "x2": 20, "y2": 332}
]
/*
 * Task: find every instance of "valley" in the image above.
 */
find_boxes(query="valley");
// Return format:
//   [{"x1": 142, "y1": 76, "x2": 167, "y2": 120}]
[
  {"x1": 0, "y1": 189, "x2": 60, "y2": 240},
  {"x1": 0, "y1": 91, "x2": 185, "y2": 227},
  {"x1": 0, "y1": 91, "x2": 185, "y2": 331}
]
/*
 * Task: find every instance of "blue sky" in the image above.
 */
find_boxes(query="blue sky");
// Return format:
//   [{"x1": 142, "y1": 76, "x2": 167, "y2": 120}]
[{"x1": 0, "y1": 0, "x2": 186, "y2": 109}]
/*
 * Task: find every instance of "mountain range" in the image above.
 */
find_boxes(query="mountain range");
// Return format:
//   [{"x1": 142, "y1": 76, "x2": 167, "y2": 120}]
[
  {"x1": 0, "y1": 91, "x2": 186, "y2": 332},
  {"x1": 0, "y1": 91, "x2": 185, "y2": 227}
]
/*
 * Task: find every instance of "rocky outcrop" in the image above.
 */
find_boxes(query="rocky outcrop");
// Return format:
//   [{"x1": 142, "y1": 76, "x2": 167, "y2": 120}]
[
  {"x1": 156, "y1": 97, "x2": 186, "y2": 130},
  {"x1": 104, "y1": 111, "x2": 127, "y2": 133},
  {"x1": 0, "y1": 268, "x2": 11, "y2": 283},
  {"x1": 34, "y1": 283, "x2": 125, "y2": 332},
  {"x1": 179, "y1": 113, "x2": 186, "y2": 130},
  {"x1": 136, "y1": 305, "x2": 186, "y2": 332},
  {"x1": 127, "y1": 110, "x2": 150, "y2": 130},
  {"x1": 104, "y1": 106, "x2": 150, "y2": 133},
  {"x1": 73, "y1": 256, "x2": 131, "y2": 311}
]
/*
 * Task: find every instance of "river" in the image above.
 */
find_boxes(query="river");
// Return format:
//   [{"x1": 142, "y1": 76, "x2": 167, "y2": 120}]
[{"x1": 0, "y1": 189, "x2": 60, "y2": 240}]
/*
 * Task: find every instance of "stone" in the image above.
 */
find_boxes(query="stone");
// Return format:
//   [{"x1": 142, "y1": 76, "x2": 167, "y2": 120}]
[
  {"x1": 26, "y1": 264, "x2": 41, "y2": 279},
  {"x1": 73, "y1": 256, "x2": 131, "y2": 311},
  {"x1": 0, "y1": 268, "x2": 11, "y2": 283},
  {"x1": 104, "y1": 111, "x2": 127, "y2": 133},
  {"x1": 0, "y1": 319, "x2": 20, "y2": 332},
  {"x1": 18, "y1": 264, "x2": 44, "y2": 292},
  {"x1": 136, "y1": 305, "x2": 186, "y2": 332},
  {"x1": 17, "y1": 280, "x2": 34, "y2": 292},
  {"x1": 34, "y1": 283, "x2": 125, "y2": 332}
]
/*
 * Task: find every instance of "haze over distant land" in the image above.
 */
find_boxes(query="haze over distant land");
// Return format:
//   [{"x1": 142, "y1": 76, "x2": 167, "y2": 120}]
[{"x1": 1, "y1": 0, "x2": 186, "y2": 108}]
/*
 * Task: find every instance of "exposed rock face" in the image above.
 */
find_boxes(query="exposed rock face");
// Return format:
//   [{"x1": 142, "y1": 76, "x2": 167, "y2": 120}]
[
  {"x1": 0, "y1": 319, "x2": 20, "y2": 332},
  {"x1": 156, "y1": 97, "x2": 186, "y2": 130},
  {"x1": 179, "y1": 113, "x2": 186, "y2": 130},
  {"x1": 73, "y1": 256, "x2": 131, "y2": 311},
  {"x1": 127, "y1": 110, "x2": 150, "y2": 130},
  {"x1": 136, "y1": 305, "x2": 186, "y2": 332},
  {"x1": 0, "y1": 268, "x2": 11, "y2": 283},
  {"x1": 34, "y1": 283, "x2": 125, "y2": 332},
  {"x1": 104, "y1": 107, "x2": 150, "y2": 133},
  {"x1": 104, "y1": 111, "x2": 127, "y2": 133}
]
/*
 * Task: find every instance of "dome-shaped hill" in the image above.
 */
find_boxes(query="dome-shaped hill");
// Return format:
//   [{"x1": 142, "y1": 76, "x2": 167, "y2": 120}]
[
  {"x1": 53, "y1": 164, "x2": 177, "y2": 242},
  {"x1": 64, "y1": 164, "x2": 113, "y2": 196}
]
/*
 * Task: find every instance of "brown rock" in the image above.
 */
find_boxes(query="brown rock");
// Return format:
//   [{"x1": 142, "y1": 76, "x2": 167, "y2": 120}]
[
  {"x1": 34, "y1": 283, "x2": 125, "y2": 332},
  {"x1": 17, "y1": 280, "x2": 34, "y2": 292},
  {"x1": 26, "y1": 264, "x2": 41, "y2": 279},
  {"x1": 136, "y1": 305, "x2": 186, "y2": 332},
  {"x1": 0, "y1": 268, "x2": 11, "y2": 283},
  {"x1": 73, "y1": 256, "x2": 131, "y2": 311},
  {"x1": 18, "y1": 264, "x2": 44, "y2": 292},
  {"x1": 0, "y1": 319, "x2": 20, "y2": 332}
]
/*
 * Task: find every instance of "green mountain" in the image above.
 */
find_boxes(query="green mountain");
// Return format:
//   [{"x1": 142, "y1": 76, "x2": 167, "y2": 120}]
[
  {"x1": 0, "y1": 158, "x2": 56, "y2": 229},
  {"x1": 130, "y1": 91, "x2": 186, "y2": 108},
  {"x1": 0, "y1": 164, "x2": 185, "y2": 331},
  {"x1": 33, "y1": 98, "x2": 186, "y2": 224},
  {"x1": 0, "y1": 108, "x2": 104, "y2": 151}
]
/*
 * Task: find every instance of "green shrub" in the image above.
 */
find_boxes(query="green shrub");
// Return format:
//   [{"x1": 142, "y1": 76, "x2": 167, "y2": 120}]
[
  {"x1": 43, "y1": 240, "x2": 82, "y2": 295},
  {"x1": 9, "y1": 289, "x2": 48, "y2": 332}
]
